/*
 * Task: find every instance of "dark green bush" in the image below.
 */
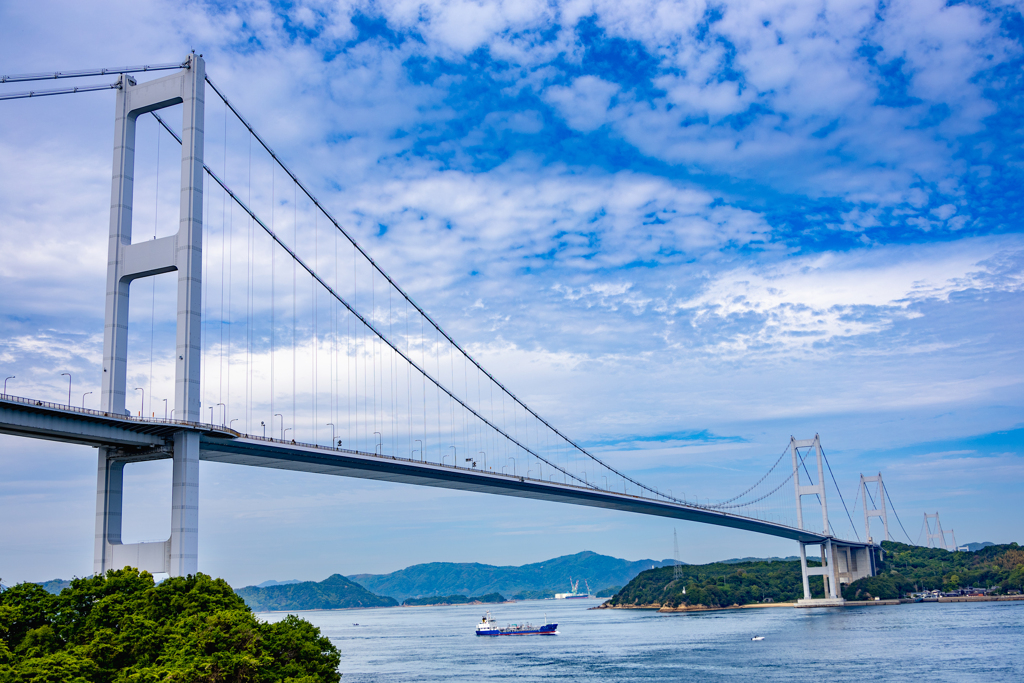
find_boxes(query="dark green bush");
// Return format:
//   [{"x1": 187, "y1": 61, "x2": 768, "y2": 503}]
[{"x1": 0, "y1": 568, "x2": 340, "y2": 683}]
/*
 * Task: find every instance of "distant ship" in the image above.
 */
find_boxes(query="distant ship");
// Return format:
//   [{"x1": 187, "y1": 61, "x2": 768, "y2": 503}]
[
  {"x1": 554, "y1": 577, "x2": 592, "y2": 599},
  {"x1": 475, "y1": 611, "x2": 558, "y2": 636}
]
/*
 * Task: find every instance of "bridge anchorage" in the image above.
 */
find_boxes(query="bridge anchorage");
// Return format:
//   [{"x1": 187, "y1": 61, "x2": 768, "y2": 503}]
[{"x1": 1, "y1": 55, "x2": 907, "y2": 596}]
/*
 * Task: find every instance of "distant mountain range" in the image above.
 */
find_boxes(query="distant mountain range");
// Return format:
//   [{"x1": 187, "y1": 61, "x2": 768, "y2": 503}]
[
  {"x1": 235, "y1": 574, "x2": 398, "y2": 611},
  {"x1": 35, "y1": 579, "x2": 72, "y2": 594},
  {"x1": 720, "y1": 556, "x2": 799, "y2": 564},
  {"x1": 15, "y1": 543, "x2": 999, "y2": 608},
  {"x1": 345, "y1": 551, "x2": 674, "y2": 602},
  {"x1": 961, "y1": 542, "x2": 995, "y2": 552},
  {"x1": 255, "y1": 579, "x2": 302, "y2": 588}
]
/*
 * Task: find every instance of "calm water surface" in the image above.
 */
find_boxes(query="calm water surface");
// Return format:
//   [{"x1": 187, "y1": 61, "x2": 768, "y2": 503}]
[{"x1": 260, "y1": 599, "x2": 1024, "y2": 681}]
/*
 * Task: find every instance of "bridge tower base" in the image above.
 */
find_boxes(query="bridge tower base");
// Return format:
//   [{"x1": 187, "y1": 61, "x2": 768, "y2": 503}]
[{"x1": 94, "y1": 54, "x2": 204, "y2": 578}]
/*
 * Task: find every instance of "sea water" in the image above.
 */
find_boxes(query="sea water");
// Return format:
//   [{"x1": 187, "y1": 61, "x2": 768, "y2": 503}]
[{"x1": 259, "y1": 599, "x2": 1024, "y2": 681}]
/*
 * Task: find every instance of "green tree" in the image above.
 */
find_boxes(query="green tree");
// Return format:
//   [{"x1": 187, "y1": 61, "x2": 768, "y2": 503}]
[{"x1": 0, "y1": 568, "x2": 341, "y2": 683}]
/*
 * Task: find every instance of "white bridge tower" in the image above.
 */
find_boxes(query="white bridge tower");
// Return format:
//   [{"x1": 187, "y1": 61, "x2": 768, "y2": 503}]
[
  {"x1": 792, "y1": 435, "x2": 876, "y2": 606},
  {"x1": 94, "y1": 54, "x2": 205, "y2": 578},
  {"x1": 860, "y1": 472, "x2": 890, "y2": 543}
]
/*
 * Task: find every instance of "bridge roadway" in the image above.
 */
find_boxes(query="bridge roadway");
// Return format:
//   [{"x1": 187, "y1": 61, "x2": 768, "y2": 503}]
[{"x1": 0, "y1": 394, "x2": 867, "y2": 548}]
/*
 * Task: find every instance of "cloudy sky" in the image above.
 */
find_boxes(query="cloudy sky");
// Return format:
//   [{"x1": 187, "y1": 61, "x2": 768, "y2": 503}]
[{"x1": 1, "y1": 0, "x2": 1022, "y2": 587}]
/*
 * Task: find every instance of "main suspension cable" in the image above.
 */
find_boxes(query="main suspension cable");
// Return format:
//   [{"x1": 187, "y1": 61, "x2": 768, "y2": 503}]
[
  {"x1": 883, "y1": 481, "x2": 915, "y2": 544},
  {"x1": 203, "y1": 75, "x2": 688, "y2": 505},
  {"x1": 821, "y1": 446, "x2": 860, "y2": 542},
  {"x1": 0, "y1": 81, "x2": 120, "y2": 101},
  {"x1": 707, "y1": 444, "x2": 789, "y2": 507},
  {"x1": 1, "y1": 60, "x2": 186, "y2": 83},
  {"x1": 151, "y1": 110, "x2": 601, "y2": 494},
  {"x1": 710, "y1": 447, "x2": 809, "y2": 510}
]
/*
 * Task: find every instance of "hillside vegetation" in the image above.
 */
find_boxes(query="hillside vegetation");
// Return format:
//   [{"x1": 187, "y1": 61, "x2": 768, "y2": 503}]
[
  {"x1": 606, "y1": 542, "x2": 1024, "y2": 608},
  {"x1": 0, "y1": 568, "x2": 340, "y2": 682},
  {"x1": 402, "y1": 592, "x2": 506, "y2": 606},
  {"x1": 236, "y1": 574, "x2": 398, "y2": 612},
  {"x1": 348, "y1": 551, "x2": 669, "y2": 601},
  {"x1": 605, "y1": 558, "x2": 823, "y2": 608},
  {"x1": 843, "y1": 541, "x2": 1024, "y2": 600}
]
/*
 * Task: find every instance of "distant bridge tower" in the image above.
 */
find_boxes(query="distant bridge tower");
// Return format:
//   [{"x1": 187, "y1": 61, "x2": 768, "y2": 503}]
[
  {"x1": 94, "y1": 54, "x2": 205, "y2": 578},
  {"x1": 944, "y1": 529, "x2": 958, "y2": 551},
  {"x1": 860, "y1": 473, "x2": 890, "y2": 543},
  {"x1": 924, "y1": 513, "x2": 947, "y2": 549}
]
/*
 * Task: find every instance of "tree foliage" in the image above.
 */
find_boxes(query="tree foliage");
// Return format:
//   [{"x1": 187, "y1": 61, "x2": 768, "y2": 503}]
[
  {"x1": 605, "y1": 559, "x2": 825, "y2": 608},
  {"x1": 401, "y1": 592, "x2": 505, "y2": 606},
  {"x1": 842, "y1": 541, "x2": 1024, "y2": 599},
  {"x1": 607, "y1": 541, "x2": 1024, "y2": 607},
  {"x1": 0, "y1": 568, "x2": 341, "y2": 683}
]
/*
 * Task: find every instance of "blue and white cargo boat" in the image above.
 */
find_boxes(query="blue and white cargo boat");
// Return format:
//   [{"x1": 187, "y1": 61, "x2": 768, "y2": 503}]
[{"x1": 475, "y1": 611, "x2": 558, "y2": 636}]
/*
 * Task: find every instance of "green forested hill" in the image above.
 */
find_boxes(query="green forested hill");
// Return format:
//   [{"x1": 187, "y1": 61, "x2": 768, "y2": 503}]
[
  {"x1": 402, "y1": 592, "x2": 506, "y2": 606},
  {"x1": 844, "y1": 541, "x2": 1024, "y2": 599},
  {"x1": 605, "y1": 558, "x2": 821, "y2": 608},
  {"x1": 0, "y1": 568, "x2": 341, "y2": 682},
  {"x1": 347, "y1": 551, "x2": 670, "y2": 601},
  {"x1": 235, "y1": 574, "x2": 398, "y2": 612},
  {"x1": 604, "y1": 542, "x2": 1024, "y2": 608}
]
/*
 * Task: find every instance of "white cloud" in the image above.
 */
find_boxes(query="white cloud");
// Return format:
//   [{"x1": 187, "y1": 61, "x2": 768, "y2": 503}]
[
  {"x1": 543, "y1": 76, "x2": 620, "y2": 132},
  {"x1": 672, "y1": 237, "x2": 1024, "y2": 355}
]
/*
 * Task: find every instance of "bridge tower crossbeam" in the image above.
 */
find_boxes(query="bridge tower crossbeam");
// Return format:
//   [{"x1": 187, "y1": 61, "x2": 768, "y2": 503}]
[
  {"x1": 924, "y1": 512, "x2": 946, "y2": 549},
  {"x1": 860, "y1": 472, "x2": 890, "y2": 543},
  {"x1": 94, "y1": 54, "x2": 205, "y2": 578}
]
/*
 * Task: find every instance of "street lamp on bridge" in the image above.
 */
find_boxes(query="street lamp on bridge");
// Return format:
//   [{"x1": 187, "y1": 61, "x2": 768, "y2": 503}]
[
  {"x1": 3, "y1": 376, "x2": 14, "y2": 395},
  {"x1": 60, "y1": 372, "x2": 71, "y2": 406},
  {"x1": 135, "y1": 387, "x2": 144, "y2": 417},
  {"x1": 81, "y1": 391, "x2": 92, "y2": 409}
]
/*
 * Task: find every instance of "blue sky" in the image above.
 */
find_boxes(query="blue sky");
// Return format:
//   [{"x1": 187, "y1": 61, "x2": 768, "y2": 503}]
[{"x1": 1, "y1": 0, "x2": 1022, "y2": 586}]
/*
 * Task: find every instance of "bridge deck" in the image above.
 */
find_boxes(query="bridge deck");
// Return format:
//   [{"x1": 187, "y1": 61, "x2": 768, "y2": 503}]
[{"x1": 0, "y1": 395, "x2": 868, "y2": 547}]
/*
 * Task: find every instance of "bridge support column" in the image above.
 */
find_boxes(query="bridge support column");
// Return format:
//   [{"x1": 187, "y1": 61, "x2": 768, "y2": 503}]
[
  {"x1": 92, "y1": 431, "x2": 198, "y2": 577},
  {"x1": 93, "y1": 447, "x2": 172, "y2": 576},
  {"x1": 796, "y1": 539, "x2": 843, "y2": 606},
  {"x1": 169, "y1": 431, "x2": 199, "y2": 576}
]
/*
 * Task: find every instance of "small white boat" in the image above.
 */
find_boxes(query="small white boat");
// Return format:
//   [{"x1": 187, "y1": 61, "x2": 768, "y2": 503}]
[{"x1": 751, "y1": 636, "x2": 765, "y2": 641}]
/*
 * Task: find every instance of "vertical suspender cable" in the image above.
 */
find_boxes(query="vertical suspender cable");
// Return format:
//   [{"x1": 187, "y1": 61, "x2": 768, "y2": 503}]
[
  {"x1": 148, "y1": 121, "x2": 159, "y2": 416},
  {"x1": 270, "y1": 164, "x2": 275, "y2": 433},
  {"x1": 292, "y1": 183, "x2": 297, "y2": 439}
]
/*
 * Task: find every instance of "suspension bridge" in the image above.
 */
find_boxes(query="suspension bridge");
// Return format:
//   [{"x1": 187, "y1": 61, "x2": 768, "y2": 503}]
[{"x1": 0, "y1": 55, "x2": 917, "y2": 604}]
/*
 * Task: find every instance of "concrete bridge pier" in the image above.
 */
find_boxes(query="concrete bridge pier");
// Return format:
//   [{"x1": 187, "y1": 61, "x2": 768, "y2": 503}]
[{"x1": 92, "y1": 432, "x2": 198, "y2": 577}]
